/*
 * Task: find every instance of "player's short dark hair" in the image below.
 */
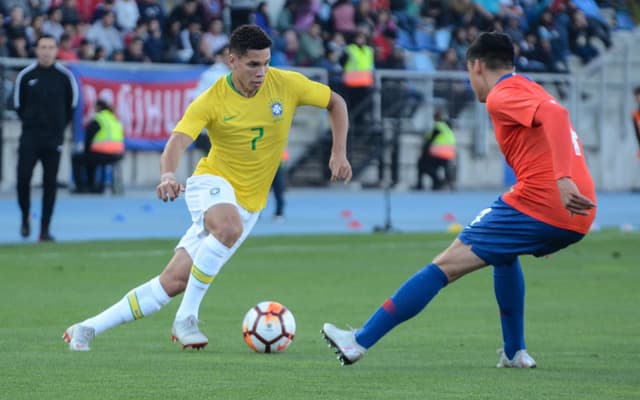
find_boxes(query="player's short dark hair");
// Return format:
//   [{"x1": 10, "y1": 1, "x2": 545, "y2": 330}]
[
  {"x1": 466, "y1": 32, "x2": 514, "y2": 70},
  {"x1": 229, "y1": 24, "x2": 272, "y2": 57},
  {"x1": 634, "y1": 86, "x2": 640, "y2": 96}
]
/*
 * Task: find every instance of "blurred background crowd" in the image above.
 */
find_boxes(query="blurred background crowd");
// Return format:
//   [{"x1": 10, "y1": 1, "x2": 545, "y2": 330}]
[{"x1": 0, "y1": 0, "x2": 636, "y2": 72}]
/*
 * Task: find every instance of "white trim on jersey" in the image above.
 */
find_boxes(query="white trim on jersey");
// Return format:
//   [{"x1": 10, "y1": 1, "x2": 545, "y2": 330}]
[
  {"x1": 13, "y1": 62, "x2": 38, "y2": 110},
  {"x1": 55, "y1": 62, "x2": 79, "y2": 108}
]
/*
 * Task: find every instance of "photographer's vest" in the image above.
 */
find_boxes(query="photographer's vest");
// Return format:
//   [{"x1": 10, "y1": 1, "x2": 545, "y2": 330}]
[
  {"x1": 343, "y1": 44, "x2": 374, "y2": 88},
  {"x1": 90, "y1": 110, "x2": 125, "y2": 154},
  {"x1": 428, "y1": 121, "x2": 456, "y2": 160}
]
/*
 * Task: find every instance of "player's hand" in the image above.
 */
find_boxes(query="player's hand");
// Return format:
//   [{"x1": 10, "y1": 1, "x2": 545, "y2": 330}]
[
  {"x1": 156, "y1": 172, "x2": 185, "y2": 202},
  {"x1": 557, "y1": 177, "x2": 595, "y2": 216},
  {"x1": 329, "y1": 153, "x2": 352, "y2": 184}
]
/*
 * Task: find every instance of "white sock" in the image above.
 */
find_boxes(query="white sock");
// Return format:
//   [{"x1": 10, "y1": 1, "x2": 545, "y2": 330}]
[
  {"x1": 175, "y1": 235, "x2": 231, "y2": 321},
  {"x1": 82, "y1": 276, "x2": 171, "y2": 336}
]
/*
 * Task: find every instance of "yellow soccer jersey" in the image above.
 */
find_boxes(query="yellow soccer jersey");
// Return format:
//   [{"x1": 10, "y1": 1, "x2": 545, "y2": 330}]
[{"x1": 174, "y1": 68, "x2": 331, "y2": 212}]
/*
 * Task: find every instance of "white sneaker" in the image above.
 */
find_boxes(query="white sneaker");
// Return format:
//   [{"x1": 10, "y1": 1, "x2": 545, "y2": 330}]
[
  {"x1": 62, "y1": 324, "x2": 95, "y2": 351},
  {"x1": 321, "y1": 323, "x2": 366, "y2": 365},
  {"x1": 496, "y1": 348, "x2": 537, "y2": 368},
  {"x1": 171, "y1": 315, "x2": 208, "y2": 350}
]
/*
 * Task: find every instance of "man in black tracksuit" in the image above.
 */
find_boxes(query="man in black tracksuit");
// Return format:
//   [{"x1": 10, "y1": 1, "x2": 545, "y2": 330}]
[{"x1": 14, "y1": 34, "x2": 78, "y2": 241}]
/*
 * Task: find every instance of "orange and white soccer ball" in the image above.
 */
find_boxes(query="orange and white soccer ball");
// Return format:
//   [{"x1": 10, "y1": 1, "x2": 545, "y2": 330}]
[{"x1": 242, "y1": 301, "x2": 296, "y2": 353}]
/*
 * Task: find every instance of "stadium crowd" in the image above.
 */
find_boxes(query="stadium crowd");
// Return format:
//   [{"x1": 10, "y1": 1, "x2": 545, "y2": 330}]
[{"x1": 0, "y1": 0, "x2": 634, "y2": 73}]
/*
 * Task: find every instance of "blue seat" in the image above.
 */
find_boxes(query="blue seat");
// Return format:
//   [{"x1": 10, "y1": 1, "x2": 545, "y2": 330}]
[{"x1": 396, "y1": 29, "x2": 417, "y2": 51}]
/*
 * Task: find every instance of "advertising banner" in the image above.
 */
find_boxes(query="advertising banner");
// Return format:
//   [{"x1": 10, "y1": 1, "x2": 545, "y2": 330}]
[{"x1": 69, "y1": 63, "x2": 207, "y2": 150}]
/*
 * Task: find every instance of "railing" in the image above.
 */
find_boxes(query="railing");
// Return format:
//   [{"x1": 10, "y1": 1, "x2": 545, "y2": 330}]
[{"x1": 1, "y1": 32, "x2": 638, "y2": 191}]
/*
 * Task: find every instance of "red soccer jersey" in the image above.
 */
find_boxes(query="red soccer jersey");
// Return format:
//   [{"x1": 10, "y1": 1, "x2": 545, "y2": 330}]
[{"x1": 486, "y1": 74, "x2": 596, "y2": 234}]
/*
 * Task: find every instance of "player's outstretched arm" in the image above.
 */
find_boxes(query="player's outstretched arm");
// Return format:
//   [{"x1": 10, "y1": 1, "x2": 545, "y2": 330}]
[
  {"x1": 156, "y1": 132, "x2": 193, "y2": 202},
  {"x1": 326, "y1": 91, "x2": 352, "y2": 183}
]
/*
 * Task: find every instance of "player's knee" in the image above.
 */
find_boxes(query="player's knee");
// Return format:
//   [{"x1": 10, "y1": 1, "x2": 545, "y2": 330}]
[{"x1": 210, "y1": 222, "x2": 243, "y2": 248}]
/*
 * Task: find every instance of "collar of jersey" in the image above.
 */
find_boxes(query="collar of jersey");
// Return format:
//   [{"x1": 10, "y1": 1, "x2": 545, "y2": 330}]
[
  {"x1": 496, "y1": 72, "x2": 516, "y2": 85},
  {"x1": 226, "y1": 73, "x2": 244, "y2": 96}
]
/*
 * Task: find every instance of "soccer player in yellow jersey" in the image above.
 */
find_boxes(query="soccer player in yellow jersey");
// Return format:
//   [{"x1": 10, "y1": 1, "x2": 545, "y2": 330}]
[{"x1": 63, "y1": 25, "x2": 352, "y2": 351}]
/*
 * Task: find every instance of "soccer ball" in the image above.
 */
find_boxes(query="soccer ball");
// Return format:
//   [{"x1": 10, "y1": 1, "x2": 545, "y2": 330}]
[{"x1": 242, "y1": 301, "x2": 296, "y2": 353}]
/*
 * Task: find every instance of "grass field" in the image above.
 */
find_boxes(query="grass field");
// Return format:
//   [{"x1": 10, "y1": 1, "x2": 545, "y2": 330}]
[{"x1": 1, "y1": 231, "x2": 639, "y2": 400}]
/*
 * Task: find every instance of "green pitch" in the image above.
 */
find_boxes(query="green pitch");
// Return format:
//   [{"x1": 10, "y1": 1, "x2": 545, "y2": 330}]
[{"x1": 1, "y1": 231, "x2": 638, "y2": 400}]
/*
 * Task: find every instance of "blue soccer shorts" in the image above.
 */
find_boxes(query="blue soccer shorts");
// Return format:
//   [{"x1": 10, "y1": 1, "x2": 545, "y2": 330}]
[{"x1": 458, "y1": 197, "x2": 585, "y2": 266}]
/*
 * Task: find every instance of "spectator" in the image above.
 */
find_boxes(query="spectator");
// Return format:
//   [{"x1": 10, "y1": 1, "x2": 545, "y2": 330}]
[
  {"x1": 71, "y1": 98, "x2": 125, "y2": 194},
  {"x1": 114, "y1": 0, "x2": 140, "y2": 33},
  {"x1": 60, "y1": 0, "x2": 80, "y2": 25},
  {"x1": 123, "y1": 19, "x2": 149, "y2": 47},
  {"x1": 279, "y1": 29, "x2": 301, "y2": 66},
  {"x1": 57, "y1": 32, "x2": 79, "y2": 61},
  {"x1": 331, "y1": 0, "x2": 357, "y2": 36},
  {"x1": 316, "y1": 46, "x2": 344, "y2": 90},
  {"x1": 504, "y1": 15, "x2": 525, "y2": 47},
  {"x1": 373, "y1": 27, "x2": 398, "y2": 68},
  {"x1": 166, "y1": 0, "x2": 205, "y2": 31},
  {"x1": 3, "y1": 0, "x2": 31, "y2": 21},
  {"x1": 86, "y1": 10, "x2": 123, "y2": 58},
  {"x1": 14, "y1": 35, "x2": 78, "y2": 241},
  {"x1": 68, "y1": 21, "x2": 88, "y2": 49},
  {"x1": 93, "y1": 45, "x2": 107, "y2": 61},
  {"x1": 421, "y1": 0, "x2": 454, "y2": 29},
  {"x1": 202, "y1": 0, "x2": 224, "y2": 21},
  {"x1": 25, "y1": 13, "x2": 45, "y2": 48},
  {"x1": 450, "y1": 0, "x2": 476, "y2": 27},
  {"x1": 229, "y1": 0, "x2": 258, "y2": 31},
  {"x1": 435, "y1": 47, "x2": 472, "y2": 118},
  {"x1": 355, "y1": 0, "x2": 377, "y2": 33},
  {"x1": 143, "y1": 17, "x2": 164, "y2": 62},
  {"x1": 568, "y1": 8, "x2": 599, "y2": 64},
  {"x1": 326, "y1": 30, "x2": 346, "y2": 58},
  {"x1": 293, "y1": 0, "x2": 321, "y2": 32},
  {"x1": 513, "y1": 40, "x2": 547, "y2": 72},
  {"x1": 449, "y1": 26, "x2": 469, "y2": 63},
  {"x1": 276, "y1": 0, "x2": 296, "y2": 34},
  {"x1": 123, "y1": 36, "x2": 148, "y2": 62},
  {"x1": 520, "y1": 31, "x2": 554, "y2": 72},
  {"x1": 8, "y1": 29, "x2": 30, "y2": 58},
  {"x1": 373, "y1": 8, "x2": 398, "y2": 36},
  {"x1": 42, "y1": 7, "x2": 65, "y2": 41},
  {"x1": 181, "y1": 19, "x2": 203, "y2": 64},
  {"x1": 138, "y1": 0, "x2": 165, "y2": 25},
  {"x1": 390, "y1": 0, "x2": 418, "y2": 34},
  {"x1": 571, "y1": 0, "x2": 612, "y2": 49},
  {"x1": 5, "y1": 6, "x2": 27, "y2": 41},
  {"x1": 200, "y1": 18, "x2": 228, "y2": 61},
  {"x1": 77, "y1": 38, "x2": 95, "y2": 60},
  {"x1": 92, "y1": 0, "x2": 116, "y2": 24},
  {"x1": 298, "y1": 21, "x2": 324, "y2": 66},
  {"x1": 253, "y1": 1, "x2": 273, "y2": 37},
  {"x1": 537, "y1": 8, "x2": 569, "y2": 72}
]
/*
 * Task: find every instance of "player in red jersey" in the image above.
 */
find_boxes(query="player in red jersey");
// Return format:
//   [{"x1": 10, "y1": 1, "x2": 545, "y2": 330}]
[{"x1": 322, "y1": 32, "x2": 596, "y2": 368}]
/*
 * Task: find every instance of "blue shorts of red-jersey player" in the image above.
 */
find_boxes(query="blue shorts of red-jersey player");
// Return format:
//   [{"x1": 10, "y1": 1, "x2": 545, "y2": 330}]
[{"x1": 458, "y1": 197, "x2": 585, "y2": 266}]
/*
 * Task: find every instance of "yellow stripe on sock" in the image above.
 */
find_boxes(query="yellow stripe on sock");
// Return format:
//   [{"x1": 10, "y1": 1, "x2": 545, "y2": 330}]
[
  {"x1": 127, "y1": 291, "x2": 144, "y2": 320},
  {"x1": 191, "y1": 265, "x2": 215, "y2": 285}
]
